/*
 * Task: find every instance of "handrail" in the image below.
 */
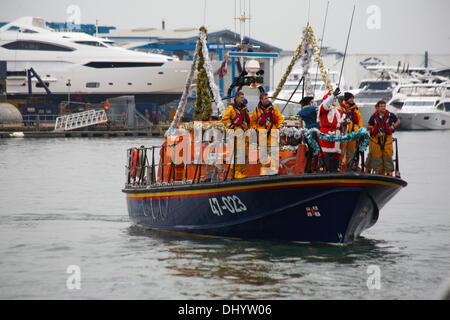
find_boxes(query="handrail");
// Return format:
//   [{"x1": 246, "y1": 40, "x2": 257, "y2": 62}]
[{"x1": 124, "y1": 130, "x2": 403, "y2": 187}]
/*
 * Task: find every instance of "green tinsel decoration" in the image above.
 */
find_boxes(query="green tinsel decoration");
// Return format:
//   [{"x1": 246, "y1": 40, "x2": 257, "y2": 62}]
[{"x1": 194, "y1": 26, "x2": 213, "y2": 121}]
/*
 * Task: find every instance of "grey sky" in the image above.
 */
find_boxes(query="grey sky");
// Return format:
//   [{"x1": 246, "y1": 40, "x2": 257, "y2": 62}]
[{"x1": 1, "y1": 0, "x2": 449, "y2": 54}]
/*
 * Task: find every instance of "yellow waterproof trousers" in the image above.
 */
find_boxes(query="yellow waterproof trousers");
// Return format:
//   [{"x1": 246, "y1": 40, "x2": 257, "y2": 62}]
[{"x1": 369, "y1": 134, "x2": 394, "y2": 175}]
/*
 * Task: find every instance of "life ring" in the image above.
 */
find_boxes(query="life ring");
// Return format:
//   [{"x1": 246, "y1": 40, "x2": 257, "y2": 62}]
[
  {"x1": 131, "y1": 148, "x2": 138, "y2": 179},
  {"x1": 103, "y1": 102, "x2": 111, "y2": 111}
]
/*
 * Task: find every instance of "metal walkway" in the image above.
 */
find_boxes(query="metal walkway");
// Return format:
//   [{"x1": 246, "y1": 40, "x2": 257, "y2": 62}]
[{"x1": 54, "y1": 109, "x2": 108, "y2": 131}]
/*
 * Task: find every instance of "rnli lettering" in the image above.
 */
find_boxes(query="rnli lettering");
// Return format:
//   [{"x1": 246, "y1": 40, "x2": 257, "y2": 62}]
[{"x1": 209, "y1": 195, "x2": 247, "y2": 216}]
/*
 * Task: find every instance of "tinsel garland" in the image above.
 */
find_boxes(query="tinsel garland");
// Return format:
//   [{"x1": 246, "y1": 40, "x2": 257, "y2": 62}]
[
  {"x1": 166, "y1": 27, "x2": 226, "y2": 136},
  {"x1": 272, "y1": 24, "x2": 334, "y2": 101},
  {"x1": 199, "y1": 30, "x2": 226, "y2": 115},
  {"x1": 166, "y1": 37, "x2": 200, "y2": 137},
  {"x1": 306, "y1": 25, "x2": 333, "y2": 92},
  {"x1": 299, "y1": 28, "x2": 313, "y2": 97},
  {"x1": 305, "y1": 127, "x2": 370, "y2": 156},
  {"x1": 194, "y1": 27, "x2": 213, "y2": 121},
  {"x1": 271, "y1": 34, "x2": 305, "y2": 100},
  {"x1": 179, "y1": 121, "x2": 227, "y2": 132},
  {"x1": 279, "y1": 127, "x2": 308, "y2": 140}
]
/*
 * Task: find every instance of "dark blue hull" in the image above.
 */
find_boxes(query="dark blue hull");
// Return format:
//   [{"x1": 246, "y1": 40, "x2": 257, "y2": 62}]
[{"x1": 123, "y1": 173, "x2": 407, "y2": 243}]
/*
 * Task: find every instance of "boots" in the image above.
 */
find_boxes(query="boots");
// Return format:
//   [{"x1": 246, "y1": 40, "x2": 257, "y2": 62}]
[
  {"x1": 233, "y1": 164, "x2": 247, "y2": 179},
  {"x1": 325, "y1": 154, "x2": 340, "y2": 173}
]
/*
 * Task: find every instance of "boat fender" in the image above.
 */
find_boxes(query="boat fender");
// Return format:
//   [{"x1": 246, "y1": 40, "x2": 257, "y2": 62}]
[
  {"x1": 293, "y1": 144, "x2": 307, "y2": 174},
  {"x1": 131, "y1": 148, "x2": 138, "y2": 180}
]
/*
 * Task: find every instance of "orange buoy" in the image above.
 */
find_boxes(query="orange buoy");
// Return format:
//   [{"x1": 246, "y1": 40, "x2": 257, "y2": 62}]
[{"x1": 103, "y1": 102, "x2": 111, "y2": 111}]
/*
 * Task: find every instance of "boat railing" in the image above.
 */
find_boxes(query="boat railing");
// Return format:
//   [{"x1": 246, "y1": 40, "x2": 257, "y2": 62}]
[
  {"x1": 125, "y1": 139, "x2": 233, "y2": 188},
  {"x1": 124, "y1": 130, "x2": 402, "y2": 187}
]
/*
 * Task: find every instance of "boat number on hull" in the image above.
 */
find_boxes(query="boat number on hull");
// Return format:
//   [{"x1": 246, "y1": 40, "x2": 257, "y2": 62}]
[{"x1": 209, "y1": 195, "x2": 247, "y2": 216}]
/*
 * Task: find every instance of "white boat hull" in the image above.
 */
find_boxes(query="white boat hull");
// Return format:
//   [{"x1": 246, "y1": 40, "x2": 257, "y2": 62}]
[{"x1": 397, "y1": 111, "x2": 450, "y2": 130}]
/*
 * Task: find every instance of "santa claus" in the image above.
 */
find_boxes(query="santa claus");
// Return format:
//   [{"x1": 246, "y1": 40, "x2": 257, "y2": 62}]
[{"x1": 316, "y1": 88, "x2": 344, "y2": 172}]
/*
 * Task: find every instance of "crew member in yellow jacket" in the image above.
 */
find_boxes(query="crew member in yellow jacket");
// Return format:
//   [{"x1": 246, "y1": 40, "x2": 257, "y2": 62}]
[
  {"x1": 250, "y1": 92, "x2": 284, "y2": 175},
  {"x1": 221, "y1": 91, "x2": 251, "y2": 179},
  {"x1": 340, "y1": 92, "x2": 363, "y2": 171}
]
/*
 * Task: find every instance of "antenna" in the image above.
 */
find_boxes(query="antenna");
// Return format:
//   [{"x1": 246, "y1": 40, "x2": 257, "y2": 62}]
[
  {"x1": 307, "y1": 0, "x2": 311, "y2": 25},
  {"x1": 337, "y1": 4, "x2": 355, "y2": 90},
  {"x1": 203, "y1": 0, "x2": 207, "y2": 26}
]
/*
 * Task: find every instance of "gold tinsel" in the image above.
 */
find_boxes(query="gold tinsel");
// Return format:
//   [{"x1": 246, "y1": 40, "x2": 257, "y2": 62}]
[
  {"x1": 194, "y1": 26, "x2": 213, "y2": 121},
  {"x1": 271, "y1": 34, "x2": 306, "y2": 100},
  {"x1": 272, "y1": 25, "x2": 334, "y2": 101},
  {"x1": 179, "y1": 121, "x2": 227, "y2": 132},
  {"x1": 306, "y1": 24, "x2": 333, "y2": 92}
]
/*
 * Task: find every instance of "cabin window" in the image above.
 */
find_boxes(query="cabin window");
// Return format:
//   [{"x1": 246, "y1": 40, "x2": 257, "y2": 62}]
[
  {"x1": 7, "y1": 71, "x2": 27, "y2": 77},
  {"x1": 86, "y1": 82, "x2": 100, "y2": 88},
  {"x1": 36, "y1": 82, "x2": 50, "y2": 88},
  {"x1": 358, "y1": 81, "x2": 392, "y2": 90},
  {"x1": 74, "y1": 41, "x2": 107, "y2": 47},
  {"x1": 2, "y1": 40, "x2": 75, "y2": 51},
  {"x1": 83, "y1": 62, "x2": 164, "y2": 68},
  {"x1": 390, "y1": 100, "x2": 404, "y2": 109},
  {"x1": 444, "y1": 103, "x2": 450, "y2": 112}
]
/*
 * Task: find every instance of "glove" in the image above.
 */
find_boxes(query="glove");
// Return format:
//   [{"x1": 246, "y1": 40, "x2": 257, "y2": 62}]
[{"x1": 333, "y1": 87, "x2": 341, "y2": 97}]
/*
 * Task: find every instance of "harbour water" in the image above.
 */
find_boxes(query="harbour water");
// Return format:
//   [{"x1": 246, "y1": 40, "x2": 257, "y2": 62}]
[{"x1": 0, "y1": 131, "x2": 449, "y2": 299}]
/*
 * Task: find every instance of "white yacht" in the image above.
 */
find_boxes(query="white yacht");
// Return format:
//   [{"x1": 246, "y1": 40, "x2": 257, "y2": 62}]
[
  {"x1": 388, "y1": 83, "x2": 450, "y2": 130},
  {"x1": 353, "y1": 78, "x2": 405, "y2": 123},
  {"x1": 271, "y1": 66, "x2": 344, "y2": 115},
  {"x1": 0, "y1": 17, "x2": 191, "y2": 112}
]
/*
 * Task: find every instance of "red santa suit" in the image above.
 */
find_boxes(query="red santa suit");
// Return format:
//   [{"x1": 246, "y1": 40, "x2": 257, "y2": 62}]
[{"x1": 316, "y1": 91, "x2": 344, "y2": 158}]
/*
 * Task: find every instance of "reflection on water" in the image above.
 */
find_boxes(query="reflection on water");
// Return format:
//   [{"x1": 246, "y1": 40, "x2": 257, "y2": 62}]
[{"x1": 127, "y1": 226, "x2": 406, "y2": 299}]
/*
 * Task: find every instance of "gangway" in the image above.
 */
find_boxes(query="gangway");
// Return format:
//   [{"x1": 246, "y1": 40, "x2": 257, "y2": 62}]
[{"x1": 54, "y1": 109, "x2": 108, "y2": 131}]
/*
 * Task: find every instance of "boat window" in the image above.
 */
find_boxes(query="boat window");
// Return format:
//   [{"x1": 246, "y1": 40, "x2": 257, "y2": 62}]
[
  {"x1": 36, "y1": 82, "x2": 50, "y2": 88},
  {"x1": 74, "y1": 41, "x2": 107, "y2": 47},
  {"x1": 358, "y1": 81, "x2": 392, "y2": 90},
  {"x1": 7, "y1": 26, "x2": 20, "y2": 31},
  {"x1": 103, "y1": 41, "x2": 118, "y2": 47},
  {"x1": 83, "y1": 62, "x2": 164, "y2": 68},
  {"x1": 282, "y1": 85, "x2": 298, "y2": 91},
  {"x1": 390, "y1": 100, "x2": 404, "y2": 109},
  {"x1": 86, "y1": 82, "x2": 100, "y2": 88},
  {"x1": 7, "y1": 71, "x2": 27, "y2": 77},
  {"x1": 2, "y1": 40, "x2": 75, "y2": 52},
  {"x1": 445, "y1": 103, "x2": 450, "y2": 112},
  {"x1": 404, "y1": 101, "x2": 435, "y2": 107}
]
